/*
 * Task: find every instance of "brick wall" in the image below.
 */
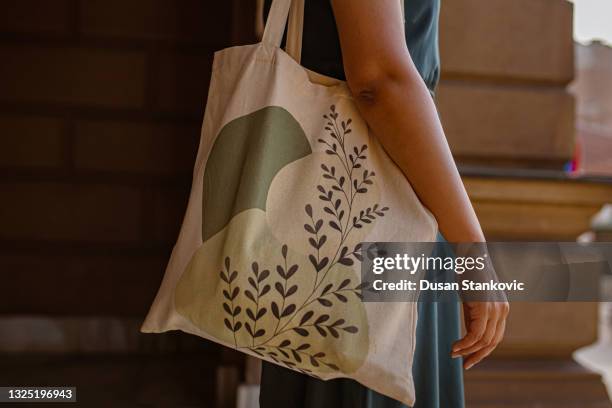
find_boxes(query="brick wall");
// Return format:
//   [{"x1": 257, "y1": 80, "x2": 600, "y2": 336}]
[{"x1": 0, "y1": 0, "x2": 255, "y2": 316}]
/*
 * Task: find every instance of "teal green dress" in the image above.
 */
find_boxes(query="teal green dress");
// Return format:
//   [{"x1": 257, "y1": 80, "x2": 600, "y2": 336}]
[{"x1": 260, "y1": 1, "x2": 465, "y2": 407}]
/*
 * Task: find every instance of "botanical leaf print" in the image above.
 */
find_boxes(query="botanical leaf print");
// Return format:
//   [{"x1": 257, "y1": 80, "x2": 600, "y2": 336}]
[{"x1": 217, "y1": 105, "x2": 387, "y2": 375}]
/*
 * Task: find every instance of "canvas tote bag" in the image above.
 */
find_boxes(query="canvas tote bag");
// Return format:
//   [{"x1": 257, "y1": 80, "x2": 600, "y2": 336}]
[{"x1": 141, "y1": 0, "x2": 437, "y2": 404}]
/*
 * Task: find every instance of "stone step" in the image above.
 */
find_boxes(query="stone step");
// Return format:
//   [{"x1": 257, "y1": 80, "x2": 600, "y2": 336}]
[
  {"x1": 464, "y1": 174, "x2": 612, "y2": 241},
  {"x1": 465, "y1": 359, "x2": 611, "y2": 407},
  {"x1": 437, "y1": 82, "x2": 575, "y2": 168},
  {"x1": 440, "y1": 0, "x2": 574, "y2": 84}
]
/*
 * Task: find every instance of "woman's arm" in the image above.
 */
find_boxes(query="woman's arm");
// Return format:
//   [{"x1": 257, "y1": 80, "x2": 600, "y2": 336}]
[{"x1": 330, "y1": 0, "x2": 509, "y2": 369}]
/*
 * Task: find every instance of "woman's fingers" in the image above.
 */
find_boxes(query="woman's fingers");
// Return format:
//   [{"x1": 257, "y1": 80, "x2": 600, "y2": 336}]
[
  {"x1": 463, "y1": 312, "x2": 507, "y2": 369},
  {"x1": 463, "y1": 343, "x2": 496, "y2": 370},
  {"x1": 455, "y1": 303, "x2": 501, "y2": 356},
  {"x1": 451, "y1": 303, "x2": 488, "y2": 355},
  {"x1": 453, "y1": 314, "x2": 495, "y2": 356},
  {"x1": 454, "y1": 302, "x2": 509, "y2": 369},
  {"x1": 452, "y1": 302, "x2": 509, "y2": 359},
  {"x1": 493, "y1": 310, "x2": 508, "y2": 345}
]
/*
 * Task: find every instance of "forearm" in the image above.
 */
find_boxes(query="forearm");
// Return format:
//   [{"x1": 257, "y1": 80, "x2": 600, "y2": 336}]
[
  {"x1": 351, "y1": 73, "x2": 484, "y2": 243},
  {"x1": 330, "y1": 0, "x2": 483, "y2": 243}
]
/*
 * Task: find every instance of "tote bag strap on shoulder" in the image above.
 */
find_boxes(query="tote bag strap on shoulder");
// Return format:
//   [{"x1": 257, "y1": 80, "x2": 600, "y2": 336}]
[
  {"x1": 262, "y1": 0, "x2": 406, "y2": 63},
  {"x1": 262, "y1": 0, "x2": 304, "y2": 63}
]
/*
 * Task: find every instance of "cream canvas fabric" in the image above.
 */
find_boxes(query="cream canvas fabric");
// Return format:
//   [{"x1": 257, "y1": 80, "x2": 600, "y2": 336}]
[{"x1": 141, "y1": 0, "x2": 437, "y2": 404}]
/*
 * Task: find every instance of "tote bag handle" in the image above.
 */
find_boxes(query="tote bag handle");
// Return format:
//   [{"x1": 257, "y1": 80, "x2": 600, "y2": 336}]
[
  {"x1": 262, "y1": 0, "x2": 304, "y2": 63},
  {"x1": 262, "y1": 0, "x2": 406, "y2": 64}
]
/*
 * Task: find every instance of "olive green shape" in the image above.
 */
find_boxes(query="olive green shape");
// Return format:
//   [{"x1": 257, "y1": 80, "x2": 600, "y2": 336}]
[{"x1": 202, "y1": 106, "x2": 312, "y2": 242}]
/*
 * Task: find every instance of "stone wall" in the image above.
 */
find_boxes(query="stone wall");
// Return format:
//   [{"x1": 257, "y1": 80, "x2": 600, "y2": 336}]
[{"x1": 437, "y1": 0, "x2": 576, "y2": 168}]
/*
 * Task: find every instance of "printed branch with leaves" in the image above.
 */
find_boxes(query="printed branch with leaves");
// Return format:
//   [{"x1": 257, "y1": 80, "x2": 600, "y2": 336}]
[{"x1": 219, "y1": 105, "x2": 386, "y2": 374}]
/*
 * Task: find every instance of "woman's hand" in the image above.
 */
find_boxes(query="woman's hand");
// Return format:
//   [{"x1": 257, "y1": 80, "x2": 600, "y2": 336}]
[{"x1": 452, "y1": 301, "x2": 510, "y2": 370}]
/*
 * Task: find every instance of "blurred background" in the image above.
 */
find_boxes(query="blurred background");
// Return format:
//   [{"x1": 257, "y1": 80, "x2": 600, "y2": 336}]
[{"x1": 0, "y1": 0, "x2": 611, "y2": 407}]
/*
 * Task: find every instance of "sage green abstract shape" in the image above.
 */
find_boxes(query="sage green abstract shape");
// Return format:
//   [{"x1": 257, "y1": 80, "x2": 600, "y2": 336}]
[{"x1": 202, "y1": 106, "x2": 312, "y2": 242}]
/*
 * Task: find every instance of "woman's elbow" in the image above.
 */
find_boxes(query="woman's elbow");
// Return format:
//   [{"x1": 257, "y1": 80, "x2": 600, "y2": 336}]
[{"x1": 345, "y1": 62, "x2": 420, "y2": 105}]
